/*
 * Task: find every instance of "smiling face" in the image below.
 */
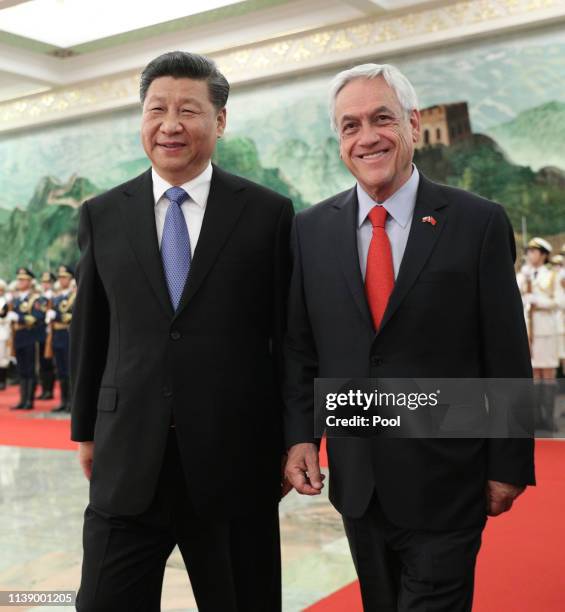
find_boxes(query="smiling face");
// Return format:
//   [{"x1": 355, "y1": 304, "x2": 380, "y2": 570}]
[
  {"x1": 335, "y1": 76, "x2": 420, "y2": 202},
  {"x1": 141, "y1": 76, "x2": 226, "y2": 185}
]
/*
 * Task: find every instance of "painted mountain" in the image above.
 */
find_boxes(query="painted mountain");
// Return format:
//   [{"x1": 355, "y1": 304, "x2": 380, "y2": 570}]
[
  {"x1": 0, "y1": 137, "x2": 305, "y2": 279},
  {"x1": 2, "y1": 126, "x2": 564, "y2": 279},
  {"x1": 0, "y1": 176, "x2": 87, "y2": 278},
  {"x1": 414, "y1": 133, "x2": 565, "y2": 236},
  {"x1": 487, "y1": 101, "x2": 565, "y2": 172},
  {"x1": 2, "y1": 23, "x2": 565, "y2": 277}
]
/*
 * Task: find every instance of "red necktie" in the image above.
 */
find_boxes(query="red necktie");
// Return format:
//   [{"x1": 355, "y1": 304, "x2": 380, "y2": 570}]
[{"x1": 365, "y1": 205, "x2": 394, "y2": 330}]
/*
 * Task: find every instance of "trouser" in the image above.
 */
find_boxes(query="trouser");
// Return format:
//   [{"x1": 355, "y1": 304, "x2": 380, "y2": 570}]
[
  {"x1": 7, "y1": 361, "x2": 18, "y2": 385},
  {"x1": 38, "y1": 342, "x2": 55, "y2": 396},
  {"x1": 77, "y1": 430, "x2": 281, "y2": 612},
  {"x1": 342, "y1": 493, "x2": 483, "y2": 612},
  {"x1": 53, "y1": 345, "x2": 69, "y2": 378},
  {"x1": 15, "y1": 343, "x2": 35, "y2": 378},
  {"x1": 52, "y1": 346, "x2": 70, "y2": 411}
]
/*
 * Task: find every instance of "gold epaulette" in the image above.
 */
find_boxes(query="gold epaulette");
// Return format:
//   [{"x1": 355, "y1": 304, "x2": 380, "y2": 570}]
[{"x1": 53, "y1": 322, "x2": 70, "y2": 331}]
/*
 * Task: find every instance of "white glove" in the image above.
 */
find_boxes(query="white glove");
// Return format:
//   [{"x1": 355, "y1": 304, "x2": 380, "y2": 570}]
[
  {"x1": 6, "y1": 311, "x2": 19, "y2": 323},
  {"x1": 45, "y1": 309, "x2": 56, "y2": 323}
]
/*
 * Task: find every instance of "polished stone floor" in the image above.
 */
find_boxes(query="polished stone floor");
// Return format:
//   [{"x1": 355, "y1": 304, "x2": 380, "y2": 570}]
[
  {"x1": 2, "y1": 390, "x2": 564, "y2": 611},
  {"x1": 0, "y1": 444, "x2": 355, "y2": 611}
]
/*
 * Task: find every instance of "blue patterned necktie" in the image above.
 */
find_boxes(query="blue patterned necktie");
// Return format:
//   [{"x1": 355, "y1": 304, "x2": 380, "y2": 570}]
[{"x1": 161, "y1": 186, "x2": 191, "y2": 311}]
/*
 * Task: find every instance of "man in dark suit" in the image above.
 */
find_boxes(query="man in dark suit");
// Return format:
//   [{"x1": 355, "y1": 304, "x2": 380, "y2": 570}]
[
  {"x1": 283, "y1": 63, "x2": 535, "y2": 611},
  {"x1": 71, "y1": 51, "x2": 293, "y2": 611}
]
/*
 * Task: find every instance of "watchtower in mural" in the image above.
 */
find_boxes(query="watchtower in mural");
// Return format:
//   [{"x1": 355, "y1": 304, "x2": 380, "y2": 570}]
[{"x1": 417, "y1": 102, "x2": 472, "y2": 149}]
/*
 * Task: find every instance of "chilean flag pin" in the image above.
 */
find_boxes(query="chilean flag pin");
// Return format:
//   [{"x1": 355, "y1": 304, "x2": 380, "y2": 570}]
[{"x1": 422, "y1": 215, "x2": 437, "y2": 226}]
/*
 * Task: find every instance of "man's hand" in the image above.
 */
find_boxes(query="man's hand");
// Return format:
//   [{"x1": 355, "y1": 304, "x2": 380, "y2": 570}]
[
  {"x1": 280, "y1": 454, "x2": 293, "y2": 499},
  {"x1": 285, "y1": 442, "x2": 325, "y2": 495},
  {"x1": 486, "y1": 480, "x2": 525, "y2": 516},
  {"x1": 78, "y1": 442, "x2": 94, "y2": 480}
]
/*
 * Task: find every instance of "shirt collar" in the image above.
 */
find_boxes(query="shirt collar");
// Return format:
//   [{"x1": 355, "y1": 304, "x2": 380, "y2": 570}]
[
  {"x1": 152, "y1": 162, "x2": 213, "y2": 209},
  {"x1": 357, "y1": 164, "x2": 420, "y2": 229}
]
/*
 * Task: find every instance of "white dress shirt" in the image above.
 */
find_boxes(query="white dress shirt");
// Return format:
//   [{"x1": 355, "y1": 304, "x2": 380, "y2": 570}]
[
  {"x1": 357, "y1": 165, "x2": 420, "y2": 280},
  {"x1": 152, "y1": 163, "x2": 213, "y2": 255}
]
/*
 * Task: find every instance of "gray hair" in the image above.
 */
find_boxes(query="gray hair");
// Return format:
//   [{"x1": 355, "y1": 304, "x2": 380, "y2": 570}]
[{"x1": 328, "y1": 63, "x2": 419, "y2": 132}]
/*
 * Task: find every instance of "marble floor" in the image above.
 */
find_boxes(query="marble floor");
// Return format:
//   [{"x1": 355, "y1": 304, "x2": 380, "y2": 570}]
[
  {"x1": 0, "y1": 443, "x2": 355, "y2": 611},
  {"x1": 2, "y1": 390, "x2": 564, "y2": 611}
]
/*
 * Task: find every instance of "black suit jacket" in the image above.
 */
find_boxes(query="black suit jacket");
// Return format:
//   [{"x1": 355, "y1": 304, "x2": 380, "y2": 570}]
[
  {"x1": 283, "y1": 173, "x2": 535, "y2": 530},
  {"x1": 70, "y1": 165, "x2": 294, "y2": 517}
]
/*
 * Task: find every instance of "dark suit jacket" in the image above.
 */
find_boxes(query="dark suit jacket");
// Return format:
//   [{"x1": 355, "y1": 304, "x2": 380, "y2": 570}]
[
  {"x1": 70, "y1": 165, "x2": 294, "y2": 517},
  {"x1": 283, "y1": 173, "x2": 535, "y2": 531}
]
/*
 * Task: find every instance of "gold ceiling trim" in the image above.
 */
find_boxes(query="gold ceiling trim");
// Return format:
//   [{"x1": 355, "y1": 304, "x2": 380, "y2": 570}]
[{"x1": 0, "y1": 0, "x2": 562, "y2": 132}]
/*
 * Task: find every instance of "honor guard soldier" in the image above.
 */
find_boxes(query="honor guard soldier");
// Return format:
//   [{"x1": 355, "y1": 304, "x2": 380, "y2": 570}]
[
  {"x1": 554, "y1": 248, "x2": 565, "y2": 375},
  {"x1": 48, "y1": 266, "x2": 75, "y2": 413},
  {"x1": 37, "y1": 271, "x2": 56, "y2": 400},
  {"x1": 517, "y1": 238, "x2": 564, "y2": 431},
  {"x1": 6, "y1": 268, "x2": 48, "y2": 410},
  {"x1": 0, "y1": 279, "x2": 9, "y2": 390}
]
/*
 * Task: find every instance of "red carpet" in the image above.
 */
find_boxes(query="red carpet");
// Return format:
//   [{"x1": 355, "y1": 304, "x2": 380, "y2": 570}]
[
  {"x1": 309, "y1": 439, "x2": 565, "y2": 611},
  {"x1": 2, "y1": 392, "x2": 563, "y2": 609},
  {"x1": 0, "y1": 384, "x2": 76, "y2": 450}
]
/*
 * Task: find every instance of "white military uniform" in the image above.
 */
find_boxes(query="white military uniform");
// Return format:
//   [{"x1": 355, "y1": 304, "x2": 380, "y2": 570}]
[
  {"x1": 517, "y1": 263, "x2": 563, "y2": 368},
  {"x1": 557, "y1": 266, "x2": 565, "y2": 361}
]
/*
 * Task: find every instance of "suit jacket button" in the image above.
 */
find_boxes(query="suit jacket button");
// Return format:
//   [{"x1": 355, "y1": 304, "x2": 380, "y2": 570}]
[
  {"x1": 163, "y1": 387, "x2": 173, "y2": 398},
  {"x1": 371, "y1": 355, "x2": 383, "y2": 366},
  {"x1": 170, "y1": 330, "x2": 181, "y2": 341}
]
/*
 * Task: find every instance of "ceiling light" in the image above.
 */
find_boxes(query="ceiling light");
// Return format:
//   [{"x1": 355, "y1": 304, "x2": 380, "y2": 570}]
[{"x1": 0, "y1": 0, "x2": 243, "y2": 48}]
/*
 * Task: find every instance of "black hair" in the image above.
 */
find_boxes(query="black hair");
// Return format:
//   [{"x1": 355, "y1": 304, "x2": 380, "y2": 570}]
[{"x1": 139, "y1": 51, "x2": 229, "y2": 110}]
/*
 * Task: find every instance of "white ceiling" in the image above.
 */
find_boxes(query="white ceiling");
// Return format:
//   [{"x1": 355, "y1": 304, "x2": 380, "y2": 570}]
[
  {"x1": 0, "y1": 0, "x2": 391, "y2": 101},
  {"x1": 0, "y1": 68, "x2": 48, "y2": 102},
  {"x1": 0, "y1": 0, "x2": 244, "y2": 47}
]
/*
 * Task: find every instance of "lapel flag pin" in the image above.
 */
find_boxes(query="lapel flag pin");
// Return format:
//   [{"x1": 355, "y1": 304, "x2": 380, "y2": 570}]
[{"x1": 422, "y1": 215, "x2": 437, "y2": 226}]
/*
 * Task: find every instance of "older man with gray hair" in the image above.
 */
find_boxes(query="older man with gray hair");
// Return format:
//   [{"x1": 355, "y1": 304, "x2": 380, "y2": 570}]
[{"x1": 283, "y1": 63, "x2": 535, "y2": 611}]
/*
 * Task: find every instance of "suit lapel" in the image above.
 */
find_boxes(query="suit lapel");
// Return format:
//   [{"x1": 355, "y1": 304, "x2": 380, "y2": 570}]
[
  {"x1": 173, "y1": 165, "x2": 247, "y2": 320},
  {"x1": 332, "y1": 188, "x2": 373, "y2": 329},
  {"x1": 379, "y1": 174, "x2": 449, "y2": 332},
  {"x1": 119, "y1": 169, "x2": 174, "y2": 318}
]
